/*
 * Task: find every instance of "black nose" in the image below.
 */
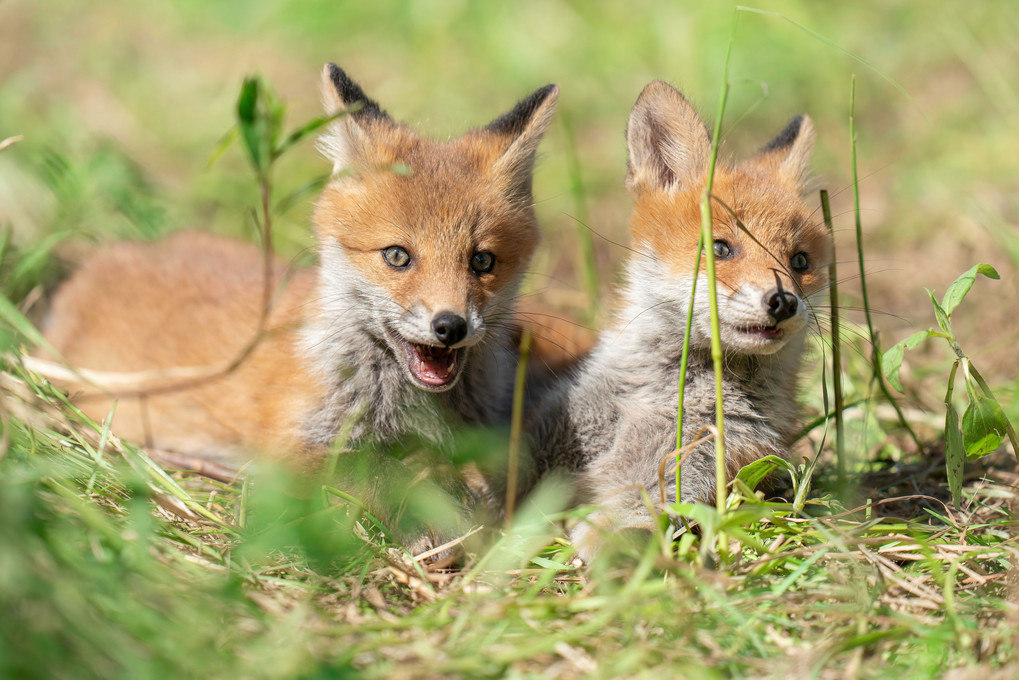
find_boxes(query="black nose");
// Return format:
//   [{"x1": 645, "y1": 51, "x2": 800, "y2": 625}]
[
  {"x1": 431, "y1": 313, "x2": 468, "y2": 346},
  {"x1": 766, "y1": 289, "x2": 799, "y2": 323}
]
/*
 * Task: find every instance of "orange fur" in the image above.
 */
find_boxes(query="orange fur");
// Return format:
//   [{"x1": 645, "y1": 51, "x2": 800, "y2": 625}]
[
  {"x1": 630, "y1": 164, "x2": 832, "y2": 300},
  {"x1": 40, "y1": 66, "x2": 561, "y2": 471},
  {"x1": 43, "y1": 231, "x2": 320, "y2": 460}
]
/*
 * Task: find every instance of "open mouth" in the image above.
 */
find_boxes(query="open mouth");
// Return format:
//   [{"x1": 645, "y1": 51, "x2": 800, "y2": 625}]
[
  {"x1": 388, "y1": 330, "x2": 465, "y2": 391},
  {"x1": 740, "y1": 325, "x2": 784, "y2": 340}
]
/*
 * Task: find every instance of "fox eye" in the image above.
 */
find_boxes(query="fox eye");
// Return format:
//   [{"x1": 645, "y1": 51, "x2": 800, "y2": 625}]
[
  {"x1": 382, "y1": 246, "x2": 411, "y2": 268},
  {"x1": 790, "y1": 252, "x2": 809, "y2": 271},
  {"x1": 471, "y1": 251, "x2": 496, "y2": 275},
  {"x1": 712, "y1": 240, "x2": 733, "y2": 259}
]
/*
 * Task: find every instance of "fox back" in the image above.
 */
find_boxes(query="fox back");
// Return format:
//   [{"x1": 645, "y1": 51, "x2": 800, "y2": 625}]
[{"x1": 529, "y1": 81, "x2": 832, "y2": 557}]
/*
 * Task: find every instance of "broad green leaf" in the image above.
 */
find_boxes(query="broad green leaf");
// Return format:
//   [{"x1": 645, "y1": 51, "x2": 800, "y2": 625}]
[
  {"x1": 530, "y1": 556, "x2": 570, "y2": 570},
  {"x1": 236, "y1": 76, "x2": 258, "y2": 124},
  {"x1": 941, "y1": 263, "x2": 999, "y2": 316},
  {"x1": 961, "y1": 389, "x2": 1008, "y2": 459},
  {"x1": 236, "y1": 76, "x2": 266, "y2": 175},
  {"x1": 925, "y1": 288, "x2": 951, "y2": 334},
  {"x1": 944, "y1": 404, "x2": 964, "y2": 507},
  {"x1": 881, "y1": 329, "x2": 933, "y2": 392},
  {"x1": 735, "y1": 455, "x2": 793, "y2": 491}
]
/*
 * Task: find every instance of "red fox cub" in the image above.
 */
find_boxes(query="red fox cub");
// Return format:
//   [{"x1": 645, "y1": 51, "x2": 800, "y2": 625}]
[
  {"x1": 42, "y1": 64, "x2": 559, "y2": 546},
  {"x1": 529, "y1": 81, "x2": 832, "y2": 558}
]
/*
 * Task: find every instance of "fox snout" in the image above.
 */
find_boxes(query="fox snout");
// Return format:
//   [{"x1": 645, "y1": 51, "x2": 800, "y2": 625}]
[
  {"x1": 765, "y1": 286, "x2": 799, "y2": 324},
  {"x1": 383, "y1": 304, "x2": 486, "y2": 393},
  {"x1": 398, "y1": 304, "x2": 482, "y2": 349},
  {"x1": 707, "y1": 278, "x2": 811, "y2": 356},
  {"x1": 431, "y1": 312, "x2": 468, "y2": 347}
]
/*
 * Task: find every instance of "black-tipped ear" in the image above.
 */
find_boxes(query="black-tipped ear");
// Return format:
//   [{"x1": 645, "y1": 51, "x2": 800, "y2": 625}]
[
  {"x1": 751, "y1": 114, "x2": 815, "y2": 193},
  {"x1": 488, "y1": 84, "x2": 559, "y2": 199},
  {"x1": 487, "y1": 84, "x2": 558, "y2": 137},
  {"x1": 761, "y1": 115, "x2": 804, "y2": 154},
  {"x1": 321, "y1": 63, "x2": 388, "y2": 121},
  {"x1": 318, "y1": 64, "x2": 394, "y2": 173},
  {"x1": 626, "y1": 81, "x2": 711, "y2": 195}
]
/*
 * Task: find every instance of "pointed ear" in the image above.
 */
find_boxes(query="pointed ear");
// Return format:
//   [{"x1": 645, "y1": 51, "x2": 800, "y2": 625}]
[
  {"x1": 626, "y1": 81, "x2": 711, "y2": 195},
  {"x1": 486, "y1": 84, "x2": 559, "y2": 199},
  {"x1": 750, "y1": 115, "x2": 816, "y2": 193},
  {"x1": 317, "y1": 63, "x2": 393, "y2": 173}
]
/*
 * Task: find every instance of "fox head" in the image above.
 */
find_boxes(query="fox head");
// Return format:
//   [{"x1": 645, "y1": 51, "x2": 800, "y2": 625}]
[
  {"x1": 311, "y1": 64, "x2": 557, "y2": 392},
  {"x1": 623, "y1": 80, "x2": 832, "y2": 357}
]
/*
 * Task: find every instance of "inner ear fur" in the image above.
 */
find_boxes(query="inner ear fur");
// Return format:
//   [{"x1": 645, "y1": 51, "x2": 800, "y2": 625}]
[
  {"x1": 626, "y1": 80, "x2": 711, "y2": 196},
  {"x1": 749, "y1": 115, "x2": 816, "y2": 194},
  {"x1": 486, "y1": 84, "x2": 559, "y2": 200},
  {"x1": 317, "y1": 63, "x2": 395, "y2": 173}
]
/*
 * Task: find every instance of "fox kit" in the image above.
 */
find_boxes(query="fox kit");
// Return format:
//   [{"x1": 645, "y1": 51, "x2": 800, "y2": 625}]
[
  {"x1": 42, "y1": 64, "x2": 559, "y2": 545},
  {"x1": 529, "y1": 81, "x2": 832, "y2": 557}
]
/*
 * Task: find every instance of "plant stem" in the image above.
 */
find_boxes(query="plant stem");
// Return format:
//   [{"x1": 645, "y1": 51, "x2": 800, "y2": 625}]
[
  {"x1": 848, "y1": 76, "x2": 924, "y2": 453},
  {"x1": 820, "y1": 190, "x2": 846, "y2": 489},
  {"x1": 701, "y1": 15, "x2": 737, "y2": 517},
  {"x1": 675, "y1": 234, "x2": 704, "y2": 498},
  {"x1": 700, "y1": 190, "x2": 727, "y2": 515},
  {"x1": 259, "y1": 177, "x2": 274, "y2": 326}
]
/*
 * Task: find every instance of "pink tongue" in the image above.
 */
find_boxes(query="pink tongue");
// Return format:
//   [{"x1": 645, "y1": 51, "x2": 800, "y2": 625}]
[{"x1": 409, "y1": 345, "x2": 456, "y2": 385}]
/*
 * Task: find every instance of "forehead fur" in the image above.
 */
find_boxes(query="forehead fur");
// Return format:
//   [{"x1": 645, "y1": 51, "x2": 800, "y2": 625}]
[
  {"x1": 312, "y1": 67, "x2": 555, "y2": 280},
  {"x1": 317, "y1": 133, "x2": 537, "y2": 237},
  {"x1": 630, "y1": 160, "x2": 830, "y2": 286}
]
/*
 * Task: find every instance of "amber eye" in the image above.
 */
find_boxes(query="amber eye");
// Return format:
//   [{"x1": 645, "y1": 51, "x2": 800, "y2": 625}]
[
  {"x1": 790, "y1": 252, "x2": 809, "y2": 272},
  {"x1": 712, "y1": 240, "x2": 733, "y2": 259},
  {"x1": 382, "y1": 246, "x2": 411, "y2": 268},
  {"x1": 471, "y1": 251, "x2": 496, "y2": 274}
]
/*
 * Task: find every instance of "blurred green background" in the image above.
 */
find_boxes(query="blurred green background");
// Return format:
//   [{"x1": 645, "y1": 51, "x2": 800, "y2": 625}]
[
  {"x1": 1, "y1": 0, "x2": 1017, "y2": 384},
  {"x1": 1, "y1": 4, "x2": 1017, "y2": 676}
]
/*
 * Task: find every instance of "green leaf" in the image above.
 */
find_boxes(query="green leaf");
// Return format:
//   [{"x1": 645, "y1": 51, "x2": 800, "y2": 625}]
[
  {"x1": 0, "y1": 292, "x2": 53, "y2": 352},
  {"x1": 236, "y1": 76, "x2": 258, "y2": 124},
  {"x1": 274, "y1": 173, "x2": 331, "y2": 216},
  {"x1": 266, "y1": 98, "x2": 286, "y2": 152},
  {"x1": 961, "y1": 388, "x2": 1008, "y2": 459},
  {"x1": 530, "y1": 556, "x2": 569, "y2": 570},
  {"x1": 735, "y1": 455, "x2": 793, "y2": 492},
  {"x1": 10, "y1": 230, "x2": 69, "y2": 285},
  {"x1": 944, "y1": 404, "x2": 964, "y2": 507},
  {"x1": 236, "y1": 76, "x2": 266, "y2": 176},
  {"x1": 273, "y1": 109, "x2": 350, "y2": 160},
  {"x1": 941, "y1": 263, "x2": 999, "y2": 316},
  {"x1": 926, "y1": 288, "x2": 952, "y2": 334},
  {"x1": 881, "y1": 329, "x2": 932, "y2": 392},
  {"x1": 206, "y1": 127, "x2": 239, "y2": 169}
]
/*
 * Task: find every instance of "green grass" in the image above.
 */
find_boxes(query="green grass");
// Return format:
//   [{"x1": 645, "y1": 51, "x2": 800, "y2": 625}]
[
  {"x1": 1, "y1": 1, "x2": 1017, "y2": 677},
  {"x1": 1, "y1": 355, "x2": 1015, "y2": 678}
]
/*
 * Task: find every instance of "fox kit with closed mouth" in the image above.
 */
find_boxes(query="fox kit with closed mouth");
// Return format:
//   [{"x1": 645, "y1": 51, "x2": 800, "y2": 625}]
[
  {"x1": 529, "y1": 81, "x2": 832, "y2": 558},
  {"x1": 42, "y1": 64, "x2": 559, "y2": 548}
]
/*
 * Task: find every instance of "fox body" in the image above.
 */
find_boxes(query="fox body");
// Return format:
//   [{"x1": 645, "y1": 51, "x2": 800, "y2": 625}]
[
  {"x1": 43, "y1": 65, "x2": 559, "y2": 542},
  {"x1": 529, "y1": 81, "x2": 832, "y2": 555}
]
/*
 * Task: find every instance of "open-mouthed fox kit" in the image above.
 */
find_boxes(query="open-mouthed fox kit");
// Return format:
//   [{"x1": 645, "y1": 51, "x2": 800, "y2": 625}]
[{"x1": 40, "y1": 64, "x2": 831, "y2": 561}]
